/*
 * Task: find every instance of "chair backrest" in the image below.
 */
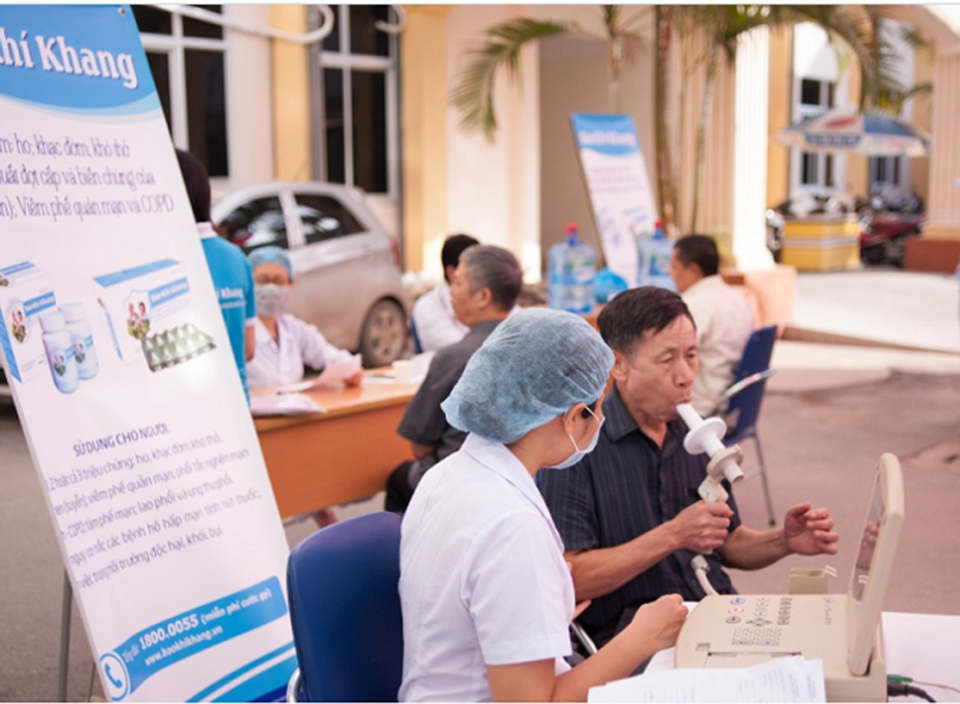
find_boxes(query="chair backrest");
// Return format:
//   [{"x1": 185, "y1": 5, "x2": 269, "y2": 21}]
[
  {"x1": 287, "y1": 511, "x2": 404, "y2": 702},
  {"x1": 410, "y1": 317, "x2": 423, "y2": 355},
  {"x1": 725, "y1": 325, "x2": 778, "y2": 438}
]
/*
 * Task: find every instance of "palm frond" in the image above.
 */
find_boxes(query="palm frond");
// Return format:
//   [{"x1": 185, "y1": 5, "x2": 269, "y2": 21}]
[{"x1": 452, "y1": 18, "x2": 582, "y2": 140}]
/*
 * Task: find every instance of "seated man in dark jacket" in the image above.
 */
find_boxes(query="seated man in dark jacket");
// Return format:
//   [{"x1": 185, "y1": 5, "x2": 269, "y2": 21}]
[{"x1": 385, "y1": 244, "x2": 522, "y2": 513}]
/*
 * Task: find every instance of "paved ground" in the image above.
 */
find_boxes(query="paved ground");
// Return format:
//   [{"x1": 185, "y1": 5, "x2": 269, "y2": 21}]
[{"x1": 1, "y1": 267, "x2": 958, "y2": 702}]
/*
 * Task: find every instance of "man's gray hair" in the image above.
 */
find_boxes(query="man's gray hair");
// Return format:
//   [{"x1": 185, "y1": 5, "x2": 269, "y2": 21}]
[{"x1": 460, "y1": 245, "x2": 523, "y2": 312}]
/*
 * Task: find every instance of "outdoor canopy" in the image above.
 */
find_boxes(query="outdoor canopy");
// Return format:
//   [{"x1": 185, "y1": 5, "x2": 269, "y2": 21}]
[{"x1": 778, "y1": 107, "x2": 931, "y2": 157}]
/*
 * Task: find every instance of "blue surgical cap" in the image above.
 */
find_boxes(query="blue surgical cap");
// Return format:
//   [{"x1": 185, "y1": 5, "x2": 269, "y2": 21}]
[
  {"x1": 442, "y1": 308, "x2": 614, "y2": 444},
  {"x1": 248, "y1": 246, "x2": 293, "y2": 281}
]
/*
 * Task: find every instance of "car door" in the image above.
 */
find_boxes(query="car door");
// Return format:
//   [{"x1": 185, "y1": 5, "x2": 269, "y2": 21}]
[
  {"x1": 217, "y1": 189, "x2": 301, "y2": 254},
  {"x1": 284, "y1": 188, "x2": 394, "y2": 351}
]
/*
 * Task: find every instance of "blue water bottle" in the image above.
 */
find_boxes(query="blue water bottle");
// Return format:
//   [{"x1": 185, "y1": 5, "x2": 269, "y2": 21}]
[
  {"x1": 547, "y1": 223, "x2": 596, "y2": 314},
  {"x1": 637, "y1": 220, "x2": 676, "y2": 290}
]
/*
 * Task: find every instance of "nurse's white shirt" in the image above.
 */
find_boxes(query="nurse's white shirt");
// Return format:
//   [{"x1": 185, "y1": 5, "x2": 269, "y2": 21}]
[
  {"x1": 399, "y1": 434, "x2": 574, "y2": 702},
  {"x1": 246, "y1": 314, "x2": 353, "y2": 389}
]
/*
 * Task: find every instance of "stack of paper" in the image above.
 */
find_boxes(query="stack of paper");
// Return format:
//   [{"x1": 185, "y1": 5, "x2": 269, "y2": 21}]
[
  {"x1": 249, "y1": 393, "x2": 326, "y2": 417},
  {"x1": 588, "y1": 656, "x2": 826, "y2": 702},
  {"x1": 274, "y1": 355, "x2": 363, "y2": 394}
]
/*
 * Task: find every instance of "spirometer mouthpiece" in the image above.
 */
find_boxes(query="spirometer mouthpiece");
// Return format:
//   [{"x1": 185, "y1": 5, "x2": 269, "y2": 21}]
[{"x1": 676, "y1": 403, "x2": 744, "y2": 485}]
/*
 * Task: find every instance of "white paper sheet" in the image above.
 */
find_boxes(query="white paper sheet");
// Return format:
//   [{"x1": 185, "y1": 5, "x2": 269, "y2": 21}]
[
  {"x1": 315, "y1": 354, "x2": 362, "y2": 387},
  {"x1": 249, "y1": 393, "x2": 326, "y2": 416},
  {"x1": 588, "y1": 656, "x2": 826, "y2": 703},
  {"x1": 275, "y1": 354, "x2": 363, "y2": 393}
]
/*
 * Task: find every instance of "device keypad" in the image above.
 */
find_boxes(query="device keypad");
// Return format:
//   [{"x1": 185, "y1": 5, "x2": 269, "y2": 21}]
[{"x1": 727, "y1": 597, "x2": 792, "y2": 646}]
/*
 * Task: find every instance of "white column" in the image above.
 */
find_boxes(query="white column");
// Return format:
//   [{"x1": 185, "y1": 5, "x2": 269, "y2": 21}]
[
  {"x1": 926, "y1": 52, "x2": 960, "y2": 236},
  {"x1": 732, "y1": 27, "x2": 775, "y2": 270}
]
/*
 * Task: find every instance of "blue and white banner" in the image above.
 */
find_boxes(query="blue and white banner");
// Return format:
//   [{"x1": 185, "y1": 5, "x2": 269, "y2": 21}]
[
  {"x1": 0, "y1": 6, "x2": 294, "y2": 701},
  {"x1": 571, "y1": 113, "x2": 660, "y2": 288}
]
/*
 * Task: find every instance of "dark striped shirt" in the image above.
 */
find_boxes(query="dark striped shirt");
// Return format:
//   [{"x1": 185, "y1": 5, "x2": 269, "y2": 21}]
[{"x1": 539, "y1": 385, "x2": 740, "y2": 642}]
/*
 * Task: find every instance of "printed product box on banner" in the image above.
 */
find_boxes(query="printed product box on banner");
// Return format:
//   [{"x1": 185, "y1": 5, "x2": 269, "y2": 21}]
[
  {"x1": 0, "y1": 261, "x2": 57, "y2": 384},
  {"x1": 93, "y1": 259, "x2": 194, "y2": 367}
]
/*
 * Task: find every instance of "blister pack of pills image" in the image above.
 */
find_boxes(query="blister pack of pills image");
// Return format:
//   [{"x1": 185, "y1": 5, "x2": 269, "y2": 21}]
[
  {"x1": 141, "y1": 321, "x2": 215, "y2": 372},
  {"x1": 93, "y1": 259, "x2": 202, "y2": 372}
]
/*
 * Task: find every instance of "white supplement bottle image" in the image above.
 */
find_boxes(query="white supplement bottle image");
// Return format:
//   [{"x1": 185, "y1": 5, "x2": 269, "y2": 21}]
[
  {"x1": 61, "y1": 302, "x2": 99, "y2": 380},
  {"x1": 38, "y1": 310, "x2": 80, "y2": 394}
]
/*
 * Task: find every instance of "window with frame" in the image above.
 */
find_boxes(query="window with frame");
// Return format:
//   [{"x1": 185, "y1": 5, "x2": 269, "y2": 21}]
[
  {"x1": 796, "y1": 77, "x2": 836, "y2": 191},
  {"x1": 133, "y1": 6, "x2": 230, "y2": 178},
  {"x1": 312, "y1": 6, "x2": 398, "y2": 197},
  {"x1": 869, "y1": 156, "x2": 904, "y2": 191}
]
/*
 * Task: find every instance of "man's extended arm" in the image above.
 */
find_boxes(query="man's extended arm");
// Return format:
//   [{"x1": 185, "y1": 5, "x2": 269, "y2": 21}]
[
  {"x1": 566, "y1": 501, "x2": 734, "y2": 602},
  {"x1": 719, "y1": 503, "x2": 839, "y2": 570}
]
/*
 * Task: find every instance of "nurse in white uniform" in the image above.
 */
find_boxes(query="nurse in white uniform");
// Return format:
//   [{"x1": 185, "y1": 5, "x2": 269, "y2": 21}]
[
  {"x1": 244, "y1": 246, "x2": 362, "y2": 390},
  {"x1": 398, "y1": 308, "x2": 687, "y2": 702}
]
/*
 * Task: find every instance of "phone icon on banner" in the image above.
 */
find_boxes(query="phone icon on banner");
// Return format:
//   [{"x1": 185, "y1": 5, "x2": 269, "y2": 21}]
[{"x1": 98, "y1": 652, "x2": 129, "y2": 700}]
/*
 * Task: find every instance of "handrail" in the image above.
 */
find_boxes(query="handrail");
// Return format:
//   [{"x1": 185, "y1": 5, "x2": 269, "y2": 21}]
[
  {"x1": 150, "y1": 4, "x2": 335, "y2": 44},
  {"x1": 719, "y1": 369, "x2": 777, "y2": 405},
  {"x1": 148, "y1": 5, "x2": 407, "y2": 44}
]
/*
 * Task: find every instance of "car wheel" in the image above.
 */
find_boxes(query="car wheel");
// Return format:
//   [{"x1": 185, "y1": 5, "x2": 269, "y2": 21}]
[{"x1": 359, "y1": 299, "x2": 407, "y2": 368}]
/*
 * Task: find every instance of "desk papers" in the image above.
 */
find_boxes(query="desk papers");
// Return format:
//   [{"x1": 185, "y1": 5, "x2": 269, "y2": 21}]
[
  {"x1": 275, "y1": 355, "x2": 363, "y2": 394},
  {"x1": 250, "y1": 393, "x2": 325, "y2": 417},
  {"x1": 315, "y1": 354, "x2": 362, "y2": 387},
  {"x1": 588, "y1": 656, "x2": 826, "y2": 702}
]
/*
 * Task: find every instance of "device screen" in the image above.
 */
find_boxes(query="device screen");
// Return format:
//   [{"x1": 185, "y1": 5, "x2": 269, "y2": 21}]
[{"x1": 851, "y1": 475, "x2": 883, "y2": 602}]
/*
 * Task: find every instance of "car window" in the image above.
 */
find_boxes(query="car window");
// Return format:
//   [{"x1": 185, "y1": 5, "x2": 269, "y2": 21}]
[
  {"x1": 219, "y1": 196, "x2": 289, "y2": 253},
  {"x1": 295, "y1": 193, "x2": 365, "y2": 244}
]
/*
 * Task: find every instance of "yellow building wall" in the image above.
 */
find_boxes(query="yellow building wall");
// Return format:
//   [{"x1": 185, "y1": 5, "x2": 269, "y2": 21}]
[
  {"x1": 270, "y1": 5, "x2": 312, "y2": 181},
  {"x1": 400, "y1": 6, "x2": 451, "y2": 275},
  {"x1": 766, "y1": 27, "x2": 792, "y2": 209}
]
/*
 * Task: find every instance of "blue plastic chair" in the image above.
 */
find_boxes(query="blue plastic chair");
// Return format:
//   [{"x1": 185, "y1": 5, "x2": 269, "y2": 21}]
[
  {"x1": 409, "y1": 317, "x2": 423, "y2": 355},
  {"x1": 722, "y1": 325, "x2": 779, "y2": 527},
  {"x1": 286, "y1": 512, "x2": 404, "y2": 702}
]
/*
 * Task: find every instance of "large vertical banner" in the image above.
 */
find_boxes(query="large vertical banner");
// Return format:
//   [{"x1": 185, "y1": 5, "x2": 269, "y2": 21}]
[
  {"x1": 571, "y1": 113, "x2": 659, "y2": 288},
  {"x1": 0, "y1": 6, "x2": 295, "y2": 701}
]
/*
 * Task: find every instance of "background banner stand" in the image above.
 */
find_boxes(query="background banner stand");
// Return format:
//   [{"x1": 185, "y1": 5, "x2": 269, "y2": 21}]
[
  {"x1": 570, "y1": 113, "x2": 660, "y2": 289},
  {"x1": 58, "y1": 572, "x2": 72, "y2": 703}
]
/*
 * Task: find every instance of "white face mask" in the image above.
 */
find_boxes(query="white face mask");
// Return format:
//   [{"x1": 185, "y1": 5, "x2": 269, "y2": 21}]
[
  {"x1": 546, "y1": 406, "x2": 604, "y2": 470},
  {"x1": 255, "y1": 283, "x2": 291, "y2": 318}
]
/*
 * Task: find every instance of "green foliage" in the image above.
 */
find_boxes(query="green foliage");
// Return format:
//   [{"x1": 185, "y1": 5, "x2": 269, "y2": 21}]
[{"x1": 451, "y1": 18, "x2": 580, "y2": 140}]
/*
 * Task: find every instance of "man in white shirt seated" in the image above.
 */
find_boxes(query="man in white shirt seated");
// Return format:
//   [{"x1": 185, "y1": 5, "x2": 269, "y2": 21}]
[
  {"x1": 411, "y1": 234, "x2": 478, "y2": 352},
  {"x1": 669, "y1": 234, "x2": 754, "y2": 417}
]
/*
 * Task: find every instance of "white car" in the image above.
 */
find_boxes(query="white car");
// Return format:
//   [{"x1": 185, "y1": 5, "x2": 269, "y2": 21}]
[{"x1": 211, "y1": 182, "x2": 410, "y2": 368}]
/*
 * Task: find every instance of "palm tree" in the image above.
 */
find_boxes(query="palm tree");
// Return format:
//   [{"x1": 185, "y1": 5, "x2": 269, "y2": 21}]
[
  {"x1": 676, "y1": 5, "x2": 929, "y2": 230},
  {"x1": 451, "y1": 7, "x2": 646, "y2": 140},
  {"x1": 452, "y1": 5, "x2": 917, "y2": 232}
]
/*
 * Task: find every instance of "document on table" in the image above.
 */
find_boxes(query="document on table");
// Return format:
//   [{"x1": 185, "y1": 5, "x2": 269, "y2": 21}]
[
  {"x1": 276, "y1": 354, "x2": 363, "y2": 393},
  {"x1": 588, "y1": 656, "x2": 826, "y2": 703},
  {"x1": 249, "y1": 393, "x2": 326, "y2": 417}
]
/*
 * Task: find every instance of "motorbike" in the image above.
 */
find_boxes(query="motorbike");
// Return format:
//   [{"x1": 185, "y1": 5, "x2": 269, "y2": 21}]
[
  {"x1": 857, "y1": 193, "x2": 925, "y2": 268},
  {"x1": 765, "y1": 191, "x2": 924, "y2": 268}
]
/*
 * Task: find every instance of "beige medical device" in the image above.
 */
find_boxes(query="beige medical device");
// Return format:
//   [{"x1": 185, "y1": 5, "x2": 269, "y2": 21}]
[{"x1": 676, "y1": 453, "x2": 904, "y2": 702}]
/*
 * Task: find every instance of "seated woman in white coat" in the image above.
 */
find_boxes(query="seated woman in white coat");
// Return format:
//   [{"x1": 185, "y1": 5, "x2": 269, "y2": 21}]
[
  {"x1": 245, "y1": 246, "x2": 363, "y2": 390},
  {"x1": 399, "y1": 308, "x2": 687, "y2": 702}
]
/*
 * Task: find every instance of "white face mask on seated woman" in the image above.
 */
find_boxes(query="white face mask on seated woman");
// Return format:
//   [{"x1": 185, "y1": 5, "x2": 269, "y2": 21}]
[
  {"x1": 547, "y1": 405, "x2": 604, "y2": 469},
  {"x1": 254, "y1": 283, "x2": 291, "y2": 318}
]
